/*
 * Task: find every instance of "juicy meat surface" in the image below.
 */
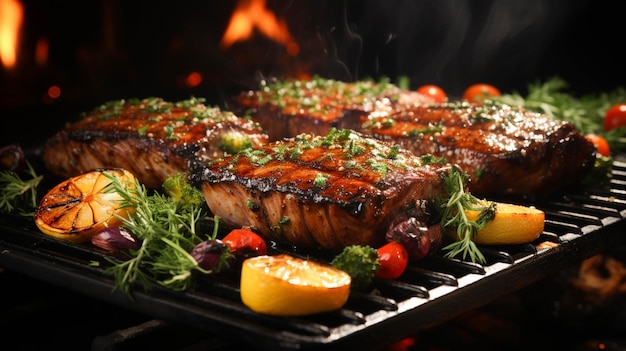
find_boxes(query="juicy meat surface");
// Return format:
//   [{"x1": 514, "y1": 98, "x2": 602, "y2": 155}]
[
  {"x1": 229, "y1": 76, "x2": 596, "y2": 197},
  {"x1": 228, "y1": 75, "x2": 434, "y2": 141},
  {"x1": 43, "y1": 97, "x2": 268, "y2": 189},
  {"x1": 189, "y1": 128, "x2": 452, "y2": 251},
  {"x1": 360, "y1": 102, "x2": 597, "y2": 197}
]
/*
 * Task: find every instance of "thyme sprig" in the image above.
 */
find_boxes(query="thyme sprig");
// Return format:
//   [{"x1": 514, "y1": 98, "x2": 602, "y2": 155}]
[
  {"x1": 439, "y1": 166, "x2": 495, "y2": 264},
  {"x1": 102, "y1": 173, "x2": 217, "y2": 295},
  {"x1": 0, "y1": 161, "x2": 43, "y2": 216}
]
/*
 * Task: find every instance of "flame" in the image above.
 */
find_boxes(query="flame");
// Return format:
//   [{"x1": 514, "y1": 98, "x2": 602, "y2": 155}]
[
  {"x1": 0, "y1": 0, "x2": 23, "y2": 69},
  {"x1": 35, "y1": 37, "x2": 49, "y2": 67},
  {"x1": 220, "y1": 0, "x2": 298, "y2": 56}
]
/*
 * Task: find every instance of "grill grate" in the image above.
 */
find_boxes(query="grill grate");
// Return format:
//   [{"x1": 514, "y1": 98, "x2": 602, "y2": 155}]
[{"x1": 1, "y1": 159, "x2": 626, "y2": 350}]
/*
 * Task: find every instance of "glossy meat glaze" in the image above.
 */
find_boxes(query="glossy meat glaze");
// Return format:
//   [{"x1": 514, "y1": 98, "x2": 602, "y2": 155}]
[
  {"x1": 43, "y1": 97, "x2": 268, "y2": 189},
  {"x1": 230, "y1": 76, "x2": 596, "y2": 197},
  {"x1": 190, "y1": 128, "x2": 452, "y2": 251}
]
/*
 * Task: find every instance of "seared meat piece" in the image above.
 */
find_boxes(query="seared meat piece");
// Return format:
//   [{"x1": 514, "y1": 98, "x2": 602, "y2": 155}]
[
  {"x1": 189, "y1": 128, "x2": 452, "y2": 252},
  {"x1": 360, "y1": 101, "x2": 597, "y2": 197},
  {"x1": 43, "y1": 97, "x2": 268, "y2": 189},
  {"x1": 228, "y1": 75, "x2": 434, "y2": 141},
  {"x1": 229, "y1": 76, "x2": 596, "y2": 197}
]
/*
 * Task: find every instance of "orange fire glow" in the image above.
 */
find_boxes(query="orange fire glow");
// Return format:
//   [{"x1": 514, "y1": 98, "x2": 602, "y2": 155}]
[
  {"x1": 220, "y1": 0, "x2": 299, "y2": 56},
  {"x1": 35, "y1": 38, "x2": 49, "y2": 67},
  {"x1": 0, "y1": 0, "x2": 23, "y2": 70}
]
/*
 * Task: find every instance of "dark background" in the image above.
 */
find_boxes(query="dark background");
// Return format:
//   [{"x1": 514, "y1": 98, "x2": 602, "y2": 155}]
[{"x1": 1, "y1": 0, "x2": 625, "y2": 145}]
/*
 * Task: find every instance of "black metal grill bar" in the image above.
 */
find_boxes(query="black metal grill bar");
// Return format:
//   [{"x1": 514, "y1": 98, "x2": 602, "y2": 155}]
[{"x1": 1, "y1": 157, "x2": 626, "y2": 350}]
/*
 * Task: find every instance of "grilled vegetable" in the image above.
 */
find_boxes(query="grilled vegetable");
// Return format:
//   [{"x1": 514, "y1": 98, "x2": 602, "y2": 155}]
[
  {"x1": 416, "y1": 84, "x2": 447, "y2": 103},
  {"x1": 376, "y1": 241, "x2": 409, "y2": 280},
  {"x1": 462, "y1": 83, "x2": 501, "y2": 103},
  {"x1": 331, "y1": 245, "x2": 380, "y2": 291},
  {"x1": 585, "y1": 133, "x2": 611, "y2": 157},
  {"x1": 385, "y1": 215, "x2": 442, "y2": 262},
  {"x1": 604, "y1": 103, "x2": 626, "y2": 132},
  {"x1": 91, "y1": 226, "x2": 142, "y2": 254},
  {"x1": 190, "y1": 239, "x2": 231, "y2": 272},
  {"x1": 221, "y1": 227, "x2": 267, "y2": 264},
  {"x1": 0, "y1": 144, "x2": 26, "y2": 173},
  {"x1": 162, "y1": 172, "x2": 205, "y2": 206}
]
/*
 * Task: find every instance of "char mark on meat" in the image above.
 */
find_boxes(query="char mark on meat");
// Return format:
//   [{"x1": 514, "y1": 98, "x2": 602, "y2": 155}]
[
  {"x1": 42, "y1": 97, "x2": 268, "y2": 189},
  {"x1": 189, "y1": 128, "x2": 452, "y2": 252},
  {"x1": 230, "y1": 76, "x2": 596, "y2": 198},
  {"x1": 360, "y1": 101, "x2": 597, "y2": 197}
]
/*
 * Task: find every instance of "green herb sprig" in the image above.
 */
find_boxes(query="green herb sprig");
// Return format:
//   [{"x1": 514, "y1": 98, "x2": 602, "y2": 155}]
[
  {"x1": 493, "y1": 76, "x2": 626, "y2": 153},
  {"x1": 0, "y1": 161, "x2": 43, "y2": 216},
  {"x1": 438, "y1": 166, "x2": 495, "y2": 264},
  {"x1": 102, "y1": 173, "x2": 219, "y2": 295}
]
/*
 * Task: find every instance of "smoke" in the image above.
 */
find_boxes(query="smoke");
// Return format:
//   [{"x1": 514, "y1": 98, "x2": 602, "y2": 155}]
[{"x1": 320, "y1": 0, "x2": 589, "y2": 96}]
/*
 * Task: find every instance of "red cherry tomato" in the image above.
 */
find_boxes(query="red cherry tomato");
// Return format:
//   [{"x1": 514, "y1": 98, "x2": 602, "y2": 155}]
[
  {"x1": 462, "y1": 83, "x2": 501, "y2": 103},
  {"x1": 221, "y1": 227, "x2": 267, "y2": 262},
  {"x1": 416, "y1": 84, "x2": 447, "y2": 103},
  {"x1": 585, "y1": 133, "x2": 611, "y2": 157},
  {"x1": 604, "y1": 103, "x2": 626, "y2": 132},
  {"x1": 376, "y1": 241, "x2": 409, "y2": 280}
]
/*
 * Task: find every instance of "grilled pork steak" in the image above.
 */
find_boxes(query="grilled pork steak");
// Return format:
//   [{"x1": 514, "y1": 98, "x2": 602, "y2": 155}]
[
  {"x1": 360, "y1": 101, "x2": 597, "y2": 197},
  {"x1": 42, "y1": 97, "x2": 268, "y2": 189},
  {"x1": 189, "y1": 128, "x2": 452, "y2": 252},
  {"x1": 228, "y1": 76, "x2": 434, "y2": 141},
  {"x1": 229, "y1": 76, "x2": 596, "y2": 197}
]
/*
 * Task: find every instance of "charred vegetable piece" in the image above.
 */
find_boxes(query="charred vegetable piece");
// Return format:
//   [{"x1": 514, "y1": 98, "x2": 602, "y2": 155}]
[
  {"x1": 191, "y1": 239, "x2": 231, "y2": 272},
  {"x1": 91, "y1": 226, "x2": 142, "y2": 254},
  {"x1": 0, "y1": 144, "x2": 25, "y2": 173},
  {"x1": 221, "y1": 227, "x2": 267, "y2": 264},
  {"x1": 385, "y1": 216, "x2": 442, "y2": 261}
]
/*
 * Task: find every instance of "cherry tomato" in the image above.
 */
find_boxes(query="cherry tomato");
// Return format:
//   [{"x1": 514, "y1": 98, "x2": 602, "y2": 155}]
[
  {"x1": 375, "y1": 241, "x2": 409, "y2": 280},
  {"x1": 585, "y1": 133, "x2": 611, "y2": 157},
  {"x1": 222, "y1": 227, "x2": 267, "y2": 262},
  {"x1": 416, "y1": 84, "x2": 447, "y2": 103},
  {"x1": 604, "y1": 103, "x2": 626, "y2": 132},
  {"x1": 462, "y1": 83, "x2": 501, "y2": 103}
]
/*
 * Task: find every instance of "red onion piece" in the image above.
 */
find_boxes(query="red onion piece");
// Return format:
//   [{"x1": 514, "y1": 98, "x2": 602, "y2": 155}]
[
  {"x1": 0, "y1": 144, "x2": 26, "y2": 173},
  {"x1": 91, "y1": 226, "x2": 141, "y2": 253},
  {"x1": 191, "y1": 239, "x2": 228, "y2": 271}
]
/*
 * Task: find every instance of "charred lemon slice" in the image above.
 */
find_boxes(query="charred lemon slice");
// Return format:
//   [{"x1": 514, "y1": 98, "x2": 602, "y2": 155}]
[
  {"x1": 240, "y1": 254, "x2": 351, "y2": 316},
  {"x1": 34, "y1": 168, "x2": 136, "y2": 243},
  {"x1": 466, "y1": 202, "x2": 545, "y2": 245}
]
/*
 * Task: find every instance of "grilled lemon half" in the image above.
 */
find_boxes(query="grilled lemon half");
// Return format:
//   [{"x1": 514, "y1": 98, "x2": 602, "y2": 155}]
[{"x1": 34, "y1": 168, "x2": 136, "y2": 243}]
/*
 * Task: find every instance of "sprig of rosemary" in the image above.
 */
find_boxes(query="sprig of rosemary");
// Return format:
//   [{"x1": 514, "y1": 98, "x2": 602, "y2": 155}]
[
  {"x1": 0, "y1": 161, "x2": 43, "y2": 216},
  {"x1": 102, "y1": 173, "x2": 217, "y2": 295},
  {"x1": 439, "y1": 166, "x2": 495, "y2": 264}
]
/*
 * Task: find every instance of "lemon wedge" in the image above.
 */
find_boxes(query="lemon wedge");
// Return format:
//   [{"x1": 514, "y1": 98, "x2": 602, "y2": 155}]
[
  {"x1": 240, "y1": 254, "x2": 351, "y2": 316},
  {"x1": 466, "y1": 202, "x2": 545, "y2": 245},
  {"x1": 34, "y1": 168, "x2": 136, "y2": 243}
]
